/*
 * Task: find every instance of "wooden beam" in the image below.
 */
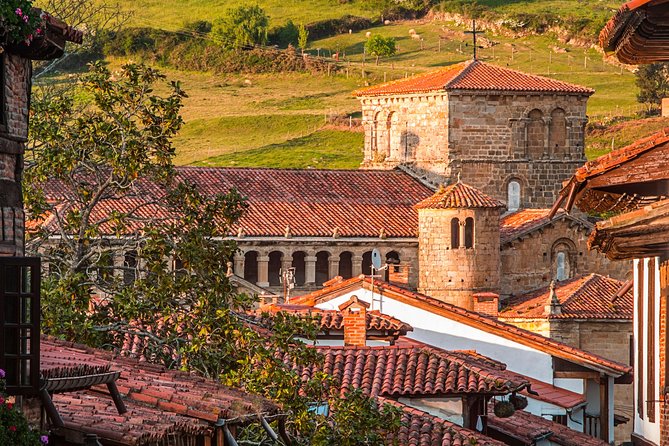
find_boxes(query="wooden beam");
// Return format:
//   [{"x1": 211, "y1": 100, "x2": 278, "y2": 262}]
[
  {"x1": 554, "y1": 371, "x2": 600, "y2": 380},
  {"x1": 600, "y1": 377, "x2": 610, "y2": 442}
]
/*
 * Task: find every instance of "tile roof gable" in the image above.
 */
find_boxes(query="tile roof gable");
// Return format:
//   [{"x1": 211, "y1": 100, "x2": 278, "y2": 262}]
[{"x1": 355, "y1": 60, "x2": 593, "y2": 97}]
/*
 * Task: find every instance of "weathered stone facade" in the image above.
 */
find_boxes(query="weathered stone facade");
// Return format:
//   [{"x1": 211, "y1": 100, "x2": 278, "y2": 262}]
[
  {"x1": 0, "y1": 53, "x2": 31, "y2": 256},
  {"x1": 417, "y1": 207, "x2": 500, "y2": 310},
  {"x1": 504, "y1": 317, "x2": 633, "y2": 444},
  {"x1": 359, "y1": 90, "x2": 589, "y2": 208},
  {"x1": 500, "y1": 218, "x2": 631, "y2": 299}
]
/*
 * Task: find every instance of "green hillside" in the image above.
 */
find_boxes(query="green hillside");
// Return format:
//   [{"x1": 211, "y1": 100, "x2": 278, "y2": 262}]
[{"x1": 53, "y1": 0, "x2": 645, "y2": 168}]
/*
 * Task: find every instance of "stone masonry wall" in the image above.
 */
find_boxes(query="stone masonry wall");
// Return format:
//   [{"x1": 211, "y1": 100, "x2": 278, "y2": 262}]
[
  {"x1": 417, "y1": 207, "x2": 500, "y2": 310},
  {"x1": 360, "y1": 93, "x2": 449, "y2": 169},
  {"x1": 500, "y1": 218, "x2": 631, "y2": 298},
  {"x1": 0, "y1": 53, "x2": 31, "y2": 255}
]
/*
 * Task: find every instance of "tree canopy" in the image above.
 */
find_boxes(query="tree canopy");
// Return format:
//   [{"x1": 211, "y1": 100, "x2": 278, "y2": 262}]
[
  {"x1": 25, "y1": 62, "x2": 401, "y2": 445},
  {"x1": 365, "y1": 34, "x2": 396, "y2": 65},
  {"x1": 212, "y1": 4, "x2": 270, "y2": 49}
]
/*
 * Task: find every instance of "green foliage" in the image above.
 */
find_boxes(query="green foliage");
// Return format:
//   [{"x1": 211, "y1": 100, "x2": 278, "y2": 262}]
[
  {"x1": 182, "y1": 20, "x2": 213, "y2": 34},
  {"x1": 365, "y1": 34, "x2": 396, "y2": 64},
  {"x1": 0, "y1": 373, "x2": 47, "y2": 446},
  {"x1": 305, "y1": 15, "x2": 374, "y2": 40},
  {"x1": 0, "y1": 0, "x2": 43, "y2": 45},
  {"x1": 212, "y1": 4, "x2": 270, "y2": 49},
  {"x1": 298, "y1": 22, "x2": 309, "y2": 52},
  {"x1": 268, "y1": 20, "x2": 299, "y2": 47},
  {"x1": 636, "y1": 63, "x2": 669, "y2": 108}
]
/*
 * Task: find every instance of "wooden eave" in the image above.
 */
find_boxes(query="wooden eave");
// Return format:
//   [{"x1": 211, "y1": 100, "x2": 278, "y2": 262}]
[
  {"x1": 600, "y1": 0, "x2": 669, "y2": 64},
  {"x1": 588, "y1": 198, "x2": 669, "y2": 260}
]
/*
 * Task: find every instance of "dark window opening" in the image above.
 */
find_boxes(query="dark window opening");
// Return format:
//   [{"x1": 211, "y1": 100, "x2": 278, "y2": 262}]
[
  {"x1": 244, "y1": 251, "x2": 258, "y2": 284},
  {"x1": 450, "y1": 218, "x2": 460, "y2": 249},
  {"x1": 385, "y1": 251, "x2": 401, "y2": 281},
  {"x1": 0, "y1": 257, "x2": 41, "y2": 396},
  {"x1": 315, "y1": 251, "x2": 330, "y2": 285},
  {"x1": 123, "y1": 251, "x2": 138, "y2": 286},
  {"x1": 362, "y1": 251, "x2": 373, "y2": 276},
  {"x1": 292, "y1": 252, "x2": 306, "y2": 286},
  {"x1": 173, "y1": 257, "x2": 187, "y2": 280},
  {"x1": 339, "y1": 252, "x2": 353, "y2": 279},
  {"x1": 464, "y1": 217, "x2": 474, "y2": 248},
  {"x1": 268, "y1": 251, "x2": 283, "y2": 287}
]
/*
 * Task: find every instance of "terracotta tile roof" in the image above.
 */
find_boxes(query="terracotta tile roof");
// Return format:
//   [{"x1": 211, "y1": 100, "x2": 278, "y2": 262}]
[
  {"x1": 414, "y1": 181, "x2": 505, "y2": 210},
  {"x1": 292, "y1": 276, "x2": 633, "y2": 378},
  {"x1": 42, "y1": 338, "x2": 279, "y2": 423},
  {"x1": 551, "y1": 128, "x2": 669, "y2": 217},
  {"x1": 356, "y1": 60, "x2": 593, "y2": 97},
  {"x1": 599, "y1": 0, "x2": 669, "y2": 64},
  {"x1": 282, "y1": 344, "x2": 529, "y2": 397},
  {"x1": 257, "y1": 303, "x2": 413, "y2": 335},
  {"x1": 382, "y1": 398, "x2": 506, "y2": 446},
  {"x1": 520, "y1": 377, "x2": 585, "y2": 410},
  {"x1": 38, "y1": 167, "x2": 434, "y2": 238},
  {"x1": 499, "y1": 274, "x2": 633, "y2": 320},
  {"x1": 488, "y1": 406, "x2": 610, "y2": 446},
  {"x1": 53, "y1": 391, "x2": 213, "y2": 446},
  {"x1": 500, "y1": 209, "x2": 591, "y2": 244}
]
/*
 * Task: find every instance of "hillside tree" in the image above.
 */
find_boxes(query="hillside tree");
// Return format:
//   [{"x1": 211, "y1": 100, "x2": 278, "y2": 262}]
[
  {"x1": 636, "y1": 62, "x2": 669, "y2": 110},
  {"x1": 365, "y1": 34, "x2": 396, "y2": 65},
  {"x1": 212, "y1": 4, "x2": 269, "y2": 50},
  {"x1": 25, "y1": 62, "x2": 401, "y2": 445},
  {"x1": 298, "y1": 22, "x2": 309, "y2": 54}
]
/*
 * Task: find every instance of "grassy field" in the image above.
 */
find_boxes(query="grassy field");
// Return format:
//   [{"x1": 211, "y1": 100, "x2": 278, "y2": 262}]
[
  {"x1": 586, "y1": 117, "x2": 669, "y2": 159},
  {"x1": 65, "y1": 1, "x2": 646, "y2": 168}
]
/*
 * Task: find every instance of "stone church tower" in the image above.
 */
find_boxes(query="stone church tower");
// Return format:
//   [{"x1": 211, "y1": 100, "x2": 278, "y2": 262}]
[
  {"x1": 415, "y1": 180, "x2": 505, "y2": 310},
  {"x1": 355, "y1": 60, "x2": 593, "y2": 209}
]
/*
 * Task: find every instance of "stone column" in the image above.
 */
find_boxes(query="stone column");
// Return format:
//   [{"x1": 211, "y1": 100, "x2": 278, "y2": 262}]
[
  {"x1": 233, "y1": 253, "x2": 245, "y2": 278},
  {"x1": 459, "y1": 220, "x2": 466, "y2": 249},
  {"x1": 305, "y1": 255, "x2": 317, "y2": 285},
  {"x1": 257, "y1": 255, "x2": 270, "y2": 287},
  {"x1": 542, "y1": 117, "x2": 551, "y2": 158},
  {"x1": 329, "y1": 257, "x2": 340, "y2": 280},
  {"x1": 352, "y1": 254, "x2": 363, "y2": 276}
]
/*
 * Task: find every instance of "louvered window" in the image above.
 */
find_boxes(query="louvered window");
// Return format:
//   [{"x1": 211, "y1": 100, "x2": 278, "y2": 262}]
[{"x1": 0, "y1": 257, "x2": 41, "y2": 395}]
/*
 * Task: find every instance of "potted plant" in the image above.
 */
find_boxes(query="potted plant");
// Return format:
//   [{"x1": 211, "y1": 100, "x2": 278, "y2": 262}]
[
  {"x1": 493, "y1": 399, "x2": 515, "y2": 418},
  {"x1": 0, "y1": 370, "x2": 49, "y2": 446},
  {"x1": 509, "y1": 393, "x2": 528, "y2": 410},
  {"x1": 0, "y1": 0, "x2": 44, "y2": 48}
]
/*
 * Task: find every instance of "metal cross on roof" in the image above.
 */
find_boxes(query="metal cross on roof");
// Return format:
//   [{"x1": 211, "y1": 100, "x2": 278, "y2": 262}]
[{"x1": 464, "y1": 20, "x2": 484, "y2": 60}]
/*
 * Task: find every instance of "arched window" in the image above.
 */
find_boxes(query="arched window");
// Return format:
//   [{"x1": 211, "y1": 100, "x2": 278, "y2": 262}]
[
  {"x1": 549, "y1": 108, "x2": 567, "y2": 155},
  {"x1": 244, "y1": 251, "x2": 258, "y2": 284},
  {"x1": 123, "y1": 251, "x2": 138, "y2": 286},
  {"x1": 268, "y1": 251, "x2": 283, "y2": 287},
  {"x1": 316, "y1": 251, "x2": 330, "y2": 285},
  {"x1": 527, "y1": 109, "x2": 545, "y2": 158},
  {"x1": 556, "y1": 252, "x2": 568, "y2": 281},
  {"x1": 339, "y1": 252, "x2": 353, "y2": 279},
  {"x1": 450, "y1": 218, "x2": 460, "y2": 249},
  {"x1": 508, "y1": 180, "x2": 521, "y2": 212},
  {"x1": 292, "y1": 251, "x2": 306, "y2": 286},
  {"x1": 362, "y1": 251, "x2": 373, "y2": 276},
  {"x1": 385, "y1": 251, "x2": 401, "y2": 281},
  {"x1": 464, "y1": 217, "x2": 474, "y2": 248}
]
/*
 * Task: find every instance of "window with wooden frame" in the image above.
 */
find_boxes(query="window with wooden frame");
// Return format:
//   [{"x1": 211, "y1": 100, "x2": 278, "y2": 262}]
[
  {"x1": 0, "y1": 257, "x2": 41, "y2": 396},
  {"x1": 647, "y1": 257, "x2": 656, "y2": 423},
  {"x1": 637, "y1": 259, "x2": 645, "y2": 420}
]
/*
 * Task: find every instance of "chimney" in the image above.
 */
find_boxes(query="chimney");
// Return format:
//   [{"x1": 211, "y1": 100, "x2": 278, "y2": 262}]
[
  {"x1": 338, "y1": 295, "x2": 370, "y2": 347},
  {"x1": 473, "y1": 292, "x2": 499, "y2": 318},
  {"x1": 545, "y1": 280, "x2": 562, "y2": 316}
]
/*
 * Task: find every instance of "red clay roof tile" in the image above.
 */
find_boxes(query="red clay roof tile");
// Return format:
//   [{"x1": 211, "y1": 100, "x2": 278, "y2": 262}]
[
  {"x1": 356, "y1": 61, "x2": 593, "y2": 97},
  {"x1": 414, "y1": 181, "x2": 505, "y2": 210},
  {"x1": 292, "y1": 276, "x2": 633, "y2": 378},
  {"x1": 282, "y1": 344, "x2": 529, "y2": 397},
  {"x1": 500, "y1": 274, "x2": 633, "y2": 320}
]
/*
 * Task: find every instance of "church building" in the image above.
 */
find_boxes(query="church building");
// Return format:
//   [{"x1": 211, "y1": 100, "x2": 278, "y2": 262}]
[{"x1": 356, "y1": 59, "x2": 593, "y2": 209}]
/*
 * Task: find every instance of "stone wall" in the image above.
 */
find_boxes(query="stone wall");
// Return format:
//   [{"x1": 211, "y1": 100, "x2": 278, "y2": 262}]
[
  {"x1": 0, "y1": 53, "x2": 31, "y2": 255},
  {"x1": 500, "y1": 218, "x2": 631, "y2": 298},
  {"x1": 417, "y1": 207, "x2": 500, "y2": 310},
  {"x1": 359, "y1": 93, "x2": 449, "y2": 170}
]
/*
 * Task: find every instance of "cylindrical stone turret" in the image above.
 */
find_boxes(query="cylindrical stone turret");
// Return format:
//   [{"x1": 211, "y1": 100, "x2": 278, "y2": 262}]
[{"x1": 415, "y1": 181, "x2": 504, "y2": 310}]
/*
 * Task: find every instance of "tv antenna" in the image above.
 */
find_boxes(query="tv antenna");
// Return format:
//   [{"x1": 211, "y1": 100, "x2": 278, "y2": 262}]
[{"x1": 370, "y1": 248, "x2": 388, "y2": 312}]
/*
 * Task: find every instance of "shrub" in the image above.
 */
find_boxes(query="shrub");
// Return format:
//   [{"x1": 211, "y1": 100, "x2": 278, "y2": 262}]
[
  {"x1": 268, "y1": 20, "x2": 299, "y2": 48},
  {"x1": 211, "y1": 5, "x2": 269, "y2": 50}
]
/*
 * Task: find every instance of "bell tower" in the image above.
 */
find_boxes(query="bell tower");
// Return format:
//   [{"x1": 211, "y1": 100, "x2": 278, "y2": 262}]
[{"x1": 415, "y1": 181, "x2": 504, "y2": 310}]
